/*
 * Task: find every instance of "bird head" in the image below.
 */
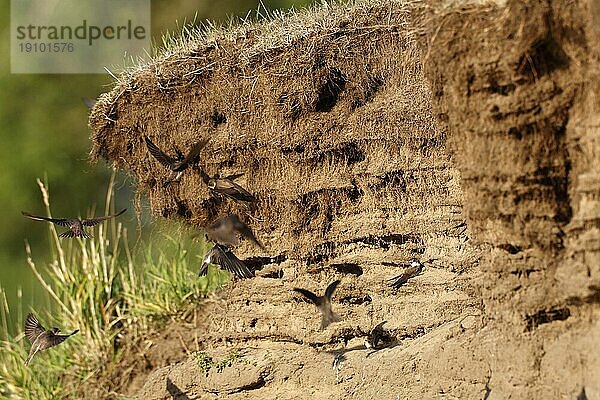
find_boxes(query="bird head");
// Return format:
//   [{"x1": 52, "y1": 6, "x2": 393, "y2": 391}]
[
  {"x1": 207, "y1": 179, "x2": 216, "y2": 189},
  {"x1": 409, "y1": 258, "x2": 424, "y2": 269}
]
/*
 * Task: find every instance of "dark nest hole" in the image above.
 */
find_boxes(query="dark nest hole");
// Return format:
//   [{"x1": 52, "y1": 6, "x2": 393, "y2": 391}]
[
  {"x1": 332, "y1": 262, "x2": 363, "y2": 276},
  {"x1": 517, "y1": 34, "x2": 570, "y2": 81},
  {"x1": 498, "y1": 243, "x2": 522, "y2": 254},
  {"x1": 525, "y1": 307, "x2": 570, "y2": 331},
  {"x1": 314, "y1": 67, "x2": 347, "y2": 112}
]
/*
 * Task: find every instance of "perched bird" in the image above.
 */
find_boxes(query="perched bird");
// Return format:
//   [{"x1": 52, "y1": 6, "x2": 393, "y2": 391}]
[
  {"x1": 205, "y1": 214, "x2": 265, "y2": 250},
  {"x1": 82, "y1": 97, "x2": 97, "y2": 109},
  {"x1": 200, "y1": 170, "x2": 255, "y2": 202},
  {"x1": 387, "y1": 259, "x2": 425, "y2": 289},
  {"x1": 21, "y1": 209, "x2": 126, "y2": 239},
  {"x1": 24, "y1": 313, "x2": 78, "y2": 366},
  {"x1": 364, "y1": 320, "x2": 387, "y2": 350},
  {"x1": 294, "y1": 280, "x2": 341, "y2": 330},
  {"x1": 198, "y1": 243, "x2": 254, "y2": 279},
  {"x1": 145, "y1": 136, "x2": 209, "y2": 187}
]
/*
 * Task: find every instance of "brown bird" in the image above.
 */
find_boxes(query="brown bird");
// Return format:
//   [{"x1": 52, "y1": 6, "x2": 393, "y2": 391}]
[
  {"x1": 205, "y1": 214, "x2": 264, "y2": 250},
  {"x1": 294, "y1": 280, "x2": 341, "y2": 330},
  {"x1": 364, "y1": 321, "x2": 388, "y2": 349},
  {"x1": 145, "y1": 136, "x2": 209, "y2": 187},
  {"x1": 21, "y1": 209, "x2": 126, "y2": 239},
  {"x1": 198, "y1": 243, "x2": 254, "y2": 279},
  {"x1": 200, "y1": 170, "x2": 255, "y2": 202},
  {"x1": 387, "y1": 259, "x2": 425, "y2": 289},
  {"x1": 24, "y1": 313, "x2": 78, "y2": 366}
]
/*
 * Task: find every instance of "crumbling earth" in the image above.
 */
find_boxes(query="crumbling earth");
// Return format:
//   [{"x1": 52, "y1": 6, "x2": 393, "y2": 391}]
[{"x1": 85, "y1": 0, "x2": 600, "y2": 398}]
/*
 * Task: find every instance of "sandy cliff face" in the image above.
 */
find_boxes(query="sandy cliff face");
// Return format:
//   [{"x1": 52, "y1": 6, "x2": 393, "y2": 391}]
[
  {"x1": 420, "y1": 0, "x2": 600, "y2": 397},
  {"x1": 85, "y1": 0, "x2": 599, "y2": 399}
]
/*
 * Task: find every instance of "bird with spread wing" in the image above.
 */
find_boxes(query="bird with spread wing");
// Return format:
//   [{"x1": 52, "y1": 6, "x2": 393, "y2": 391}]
[
  {"x1": 198, "y1": 244, "x2": 254, "y2": 279},
  {"x1": 205, "y1": 214, "x2": 265, "y2": 250},
  {"x1": 198, "y1": 214, "x2": 264, "y2": 279},
  {"x1": 24, "y1": 313, "x2": 79, "y2": 366},
  {"x1": 145, "y1": 136, "x2": 209, "y2": 187},
  {"x1": 200, "y1": 170, "x2": 255, "y2": 203},
  {"x1": 21, "y1": 209, "x2": 126, "y2": 239},
  {"x1": 293, "y1": 280, "x2": 342, "y2": 330}
]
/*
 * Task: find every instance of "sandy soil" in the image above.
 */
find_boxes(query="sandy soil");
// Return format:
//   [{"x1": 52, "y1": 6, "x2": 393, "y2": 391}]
[{"x1": 84, "y1": 0, "x2": 600, "y2": 398}]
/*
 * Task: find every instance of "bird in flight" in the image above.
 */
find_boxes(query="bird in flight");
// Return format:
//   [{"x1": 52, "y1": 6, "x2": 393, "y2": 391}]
[
  {"x1": 387, "y1": 259, "x2": 425, "y2": 289},
  {"x1": 144, "y1": 136, "x2": 209, "y2": 187},
  {"x1": 198, "y1": 243, "x2": 254, "y2": 279},
  {"x1": 293, "y1": 280, "x2": 342, "y2": 330},
  {"x1": 205, "y1": 214, "x2": 265, "y2": 250},
  {"x1": 24, "y1": 313, "x2": 79, "y2": 366},
  {"x1": 21, "y1": 209, "x2": 126, "y2": 239},
  {"x1": 200, "y1": 170, "x2": 255, "y2": 203}
]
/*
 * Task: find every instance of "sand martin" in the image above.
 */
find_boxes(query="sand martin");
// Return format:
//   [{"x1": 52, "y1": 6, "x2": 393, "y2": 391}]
[
  {"x1": 200, "y1": 170, "x2": 255, "y2": 202},
  {"x1": 198, "y1": 243, "x2": 254, "y2": 279},
  {"x1": 294, "y1": 280, "x2": 341, "y2": 330},
  {"x1": 144, "y1": 136, "x2": 209, "y2": 187},
  {"x1": 24, "y1": 313, "x2": 78, "y2": 366},
  {"x1": 205, "y1": 214, "x2": 264, "y2": 250},
  {"x1": 22, "y1": 209, "x2": 126, "y2": 239},
  {"x1": 387, "y1": 259, "x2": 425, "y2": 289},
  {"x1": 364, "y1": 320, "x2": 387, "y2": 349}
]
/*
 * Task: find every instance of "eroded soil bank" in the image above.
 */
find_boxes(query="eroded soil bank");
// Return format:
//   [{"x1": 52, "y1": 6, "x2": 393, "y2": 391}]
[{"x1": 85, "y1": 0, "x2": 599, "y2": 398}]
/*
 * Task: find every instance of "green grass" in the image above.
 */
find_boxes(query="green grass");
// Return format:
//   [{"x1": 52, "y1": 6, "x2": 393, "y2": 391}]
[
  {"x1": 0, "y1": 176, "x2": 230, "y2": 399},
  {"x1": 193, "y1": 349, "x2": 245, "y2": 377}
]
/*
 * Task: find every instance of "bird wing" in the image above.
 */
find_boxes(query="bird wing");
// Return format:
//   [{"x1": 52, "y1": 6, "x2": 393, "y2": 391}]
[
  {"x1": 82, "y1": 208, "x2": 126, "y2": 226},
  {"x1": 21, "y1": 211, "x2": 70, "y2": 227},
  {"x1": 181, "y1": 137, "x2": 210, "y2": 165},
  {"x1": 213, "y1": 179, "x2": 255, "y2": 202},
  {"x1": 59, "y1": 230, "x2": 77, "y2": 238},
  {"x1": 45, "y1": 330, "x2": 79, "y2": 349},
  {"x1": 209, "y1": 245, "x2": 254, "y2": 279},
  {"x1": 198, "y1": 249, "x2": 214, "y2": 276},
  {"x1": 387, "y1": 272, "x2": 410, "y2": 288},
  {"x1": 229, "y1": 215, "x2": 265, "y2": 250},
  {"x1": 206, "y1": 216, "x2": 240, "y2": 247},
  {"x1": 387, "y1": 266, "x2": 420, "y2": 289},
  {"x1": 224, "y1": 172, "x2": 244, "y2": 181},
  {"x1": 370, "y1": 320, "x2": 387, "y2": 335},
  {"x1": 325, "y1": 280, "x2": 341, "y2": 300},
  {"x1": 198, "y1": 260, "x2": 209, "y2": 276},
  {"x1": 145, "y1": 136, "x2": 175, "y2": 167},
  {"x1": 367, "y1": 320, "x2": 388, "y2": 348},
  {"x1": 24, "y1": 313, "x2": 46, "y2": 343},
  {"x1": 293, "y1": 288, "x2": 322, "y2": 306},
  {"x1": 199, "y1": 169, "x2": 211, "y2": 184},
  {"x1": 60, "y1": 229, "x2": 93, "y2": 239}
]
